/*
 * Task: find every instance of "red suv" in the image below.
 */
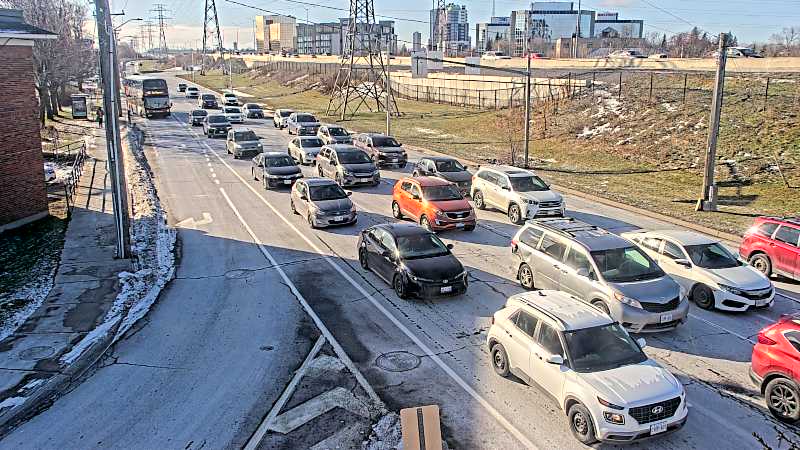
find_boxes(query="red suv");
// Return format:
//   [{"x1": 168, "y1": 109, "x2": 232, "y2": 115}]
[
  {"x1": 392, "y1": 177, "x2": 476, "y2": 232},
  {"x1": 750, "y1": 314, "x2": 800, "y2": 422},
  {"x1": 740, "y1": 217, "x2": 800, "y2": 281}
]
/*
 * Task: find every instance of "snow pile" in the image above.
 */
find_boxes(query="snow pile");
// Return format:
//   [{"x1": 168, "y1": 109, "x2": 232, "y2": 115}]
[
  {"x1": 591, "y1": 90, "x2": 623, "y2": 119},
  {"x1": 578, "y1": 122, "x2": 612, "y2": 139},
  {"x1": 661, "y1": 102, "x2": 677, "y2": 112},
  {"x1": 0, "y1": 269, "x2": 57, "y2": 342}
]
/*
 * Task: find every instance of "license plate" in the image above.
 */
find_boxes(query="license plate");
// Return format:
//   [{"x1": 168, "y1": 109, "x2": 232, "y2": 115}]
[
  {"x1": 359, "y1": 178, "x2": 372, "y2": 183},
  {"x1": 455, "y1": 223, "x2": 465, "y2": 229},
  {"x1": 756, "y1": 298, "x2": 771, "y2": 306},
  {"x1": 650, "y1": 421, "x2": 668, "y2": 435},
  {"x1": 660, "y1": 313, "x2": 673, "y2": 323},
  {"x1": 283, "y1": 180, "x2": 292, "y2": 185},
  {"x1": 334, "y1": 215, "x2": 345, "y2": 221},
  {"x1": 440, "y1": 286, "x2": 453, "y2": 294}
]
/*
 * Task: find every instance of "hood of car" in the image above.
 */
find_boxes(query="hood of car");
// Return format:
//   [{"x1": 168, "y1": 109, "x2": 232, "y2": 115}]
[
  {"x1": 236, "y1": 140, "x2": 261, "y2": 147},
  {"x1": 331, "y1": 136, "x2": 352, "y2": 143},
  {"x1": 403, "y1": 254, "x2": 464, "y2": 281},
  {"x1": 579, "y1": 359, "x2": 682, "y2": 407},
  {"x1": 428, "y1": 199, "x2": 472, "y2": 212},
  {"x1": 706, "y1": 265, "x2": 772, "y2": 291},
  {"x1": 314, "y1": 197, "x2": 353, "y2": 212},
  {"x1": 609, "y1": 275, "x2": 680, "y2": 303},
  {"x1": 374, "y1": 146, "x2": 405, "y2": 154},
  {"x1": 265, "y1": 166, "x2": 301, "y2": 176},
  {"x1": 517, "y1": 190, "x2": 562, "y2": 203},
  {"x1": 297, "y1": 121, "x2": 320, "y2": 127},
  {"x1": 436, "y1": 171, "x2": 472, "y2": 183},
  {"x1": 342, "y1": 162, "x2": 377, "y2": 173}
]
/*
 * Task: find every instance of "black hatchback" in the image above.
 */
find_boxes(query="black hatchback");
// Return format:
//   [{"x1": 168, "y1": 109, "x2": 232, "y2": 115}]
[{"x1": 358, "y1": 224, "x2": 467, "y2": 299}]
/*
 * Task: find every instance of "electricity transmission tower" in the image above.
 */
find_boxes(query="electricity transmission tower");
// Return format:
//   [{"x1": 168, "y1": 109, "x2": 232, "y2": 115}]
[
  {"x1": 434, "y1": 0, "x2": 447, "y2": 54},
  {"x1": 150, "y1": 4, "x2": 171, "y2": 59},
  {"x1": 140, "y1": 21, "x2": 156, "y2": 56},
  {"x1": 201, "y1": 0, "x2": 224, "y2": 75},
  {"x1": 327, "y1": 0, "x2": 398, "y2": 120}
]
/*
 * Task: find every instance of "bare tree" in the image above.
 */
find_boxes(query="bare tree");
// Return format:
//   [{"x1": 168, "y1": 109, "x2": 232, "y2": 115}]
[
  {"x1": 770, "y1": 27, "x2": 800, "y2": 56},
  {"x1": 494, "y1": 107, "x2": 526, "y2": 165}
]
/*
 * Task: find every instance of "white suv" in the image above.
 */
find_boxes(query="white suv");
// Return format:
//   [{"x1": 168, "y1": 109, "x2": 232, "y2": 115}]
[
  {"x1": 471, "y1": 165, "x2": 564, "y2": 224},
  {"x1": 486, "y1": 290, "x2": 688, "y2": 444}
]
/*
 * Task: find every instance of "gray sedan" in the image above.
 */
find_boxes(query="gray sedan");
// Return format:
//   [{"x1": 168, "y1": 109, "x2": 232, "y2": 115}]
[
  {"x1": 251, "y1": 152, "x2": 303, "y2": 189},
  {"x1": 290, "y1": 178, "x2": 357, "y2": 228},
  {"x1": 288, "y1": 136, "x2": 325, "y2": 165}
]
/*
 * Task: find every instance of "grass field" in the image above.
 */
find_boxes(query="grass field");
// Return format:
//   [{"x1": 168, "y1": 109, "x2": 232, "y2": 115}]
[{"x1": 182, "y1": 69, "x2": 800, "y2": 235}]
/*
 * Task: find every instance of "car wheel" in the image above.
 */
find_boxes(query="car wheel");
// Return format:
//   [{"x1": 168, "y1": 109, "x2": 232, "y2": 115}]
[
  {"x1": 412, "y1": 170, "x2": 420, "y2": 177},
  {"x1": 307, "y1": 214, "x2": 317, "y2": 229},
  {"x1": 508, "y1": 204, "x2": 523, "y2": 225},
  {"x1": 464, "y1": 225, "x2": 475, "y2": 232},
  {"x1": 290, "y1": 199, "x2": 298, "y2": 215},
  {"x1": 359, "y1": 249, "x2": 369, "y2": 270},
  {"x1": 318, "y1": 166, "x2": 324, "y2": 177},
  {"x1": 400, "y1": 163, "x2": 407, "y2": 169},
  {"x1": 393, "y1": 274, "x2": 410, "y2": 299},
  {"x1": 568, "y1": 403, "x2": 598, "y2": 445},
  {"x1": 767, "y1": 378, "x2": 800, "y2": 422},
  {"x1": 750, "y1": 253, "x2": 772, "y2": 277},
  {"x1": 420, "y1": 216, "x2": 433, "y2": 232},
  {"x1": 474, "y1": 191, "x2": 486, "y2": 210},
  {"x1": 263, "y1": 177, "x2": 269, "y2": 190},
  {"x1": 335, "y1": 173, "x2": 344, "y2": 186},
  {"x1": 252, "y1": 168, "x2": 257, "y2": 180},
  {"x1": 518, "y1": 263, "x2": 535, "y2": 290},
  {"x1": 592, "y1": 300, "x2": 611, "y2": 316},
  {"x1": 392, "y1": 201, "x2": 403, "y2": 219},
  {"x1": 691, "y1": 284, "x2": 715, "y2": 310},
  {"x1": 490, "y1": 343, "x2": 510, "y2": 377}
]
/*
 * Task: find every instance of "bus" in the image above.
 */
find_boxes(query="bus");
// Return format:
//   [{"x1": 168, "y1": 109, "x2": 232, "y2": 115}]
[{"x1": 124, "y1": 75, "x2": 171, "y2": 118}]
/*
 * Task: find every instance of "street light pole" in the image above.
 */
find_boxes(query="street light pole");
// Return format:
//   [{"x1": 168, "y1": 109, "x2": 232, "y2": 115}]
[{"x1": 523, "y1": 34, "x2": 531, "y2": 168}]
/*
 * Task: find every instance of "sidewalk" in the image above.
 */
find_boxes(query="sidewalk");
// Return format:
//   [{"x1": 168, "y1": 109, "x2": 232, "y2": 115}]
[{"x1": 0, "y1": 126, "x2": 132, "y2": 431}]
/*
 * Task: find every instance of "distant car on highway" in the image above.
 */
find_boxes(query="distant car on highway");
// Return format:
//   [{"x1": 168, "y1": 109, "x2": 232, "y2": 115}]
[
  {"x1": 316, "y1": 144, "x2": 380, "y2": 187},
  {"x1": 177, "y1": 83, "x2": 187, "y2": 92},
  {"x1": 525, "y1": 52, "x2": 547, "y2": 59},
  {"x1": 482, "y1": 51, "x2": 511, "y2": 60},
  {"x1": 290, "y1": 178, "x2": 357, "y2": 228},
  {"x1": 510, "y1": 217, "x2": 688, "y2": 333},
  {"x1": 412, "y1": 156, "x2": 472, "y2": 196},
  {"x1": 317, "y1": 124, "x2": 352, "y2": 145},
  {"x1": 273, "y1": 108, "x2": 294, "y2": 129},
  {"x1": 649, "y1": 53, "x2": 668, "y2": 59},
  {"x1": 358, "y1": 223, "x2": 467, "y2": 299},
  {"x1": 470, "y1": 165, "x2": 564, "y2": 224},
  {"x1": 353, "y1": 133, "x2": 407, "y2": 168},
  {"x1": 392, "y1": 176, "x2": 476, "y2": 232},
  {"x1": 186, "y1": 86, "x2": 199, "y2": 98},
  {"x1": 222, "y1": 92, "x2": 239, "y2": 106},
  {"x1": 623, "y1": 229, "x2": 774, "y2": 311},
  {"x1": 740, "y1": 216, "x2": 800, "y2": 281},
  {"x1": 242, "y1": 103, "x2": 264, "y2": 119},
  {"x1": 288, "y1": 136, "x2": 325, "y2": 165},
  {"x1": 725, "y1": 47, "x2": 764, "y2": 58},
  {"x1": 487, "y1": 290, "x2": 687, "y2": 445},
  {"x1": 751, "y1": 314, "x2": 800, "y2": 422},
  {"x1": 251, "y1": 152, "x2": 302, "y2": 189},
  {"x1": 286, "y1": 112, "x2": 320, "y2": 136},
  {"x1": 189, "y1": 109, "x2": 208, "y2": 126},
  {"x1": 223, "y1": 106, "x2": 244, "y2": 124},
  {"x1": 202, "y1": 113, "x2": 230, "y2": 138},
  {"x1": 199, "y1": 93, "x2": 218, "y2": 109},
  {"x1": 226, "y1": 127, "x2": 262, "y2": 159},
  {"x1": 608, "y1": 49, "x2": 646, "y2": 59}
]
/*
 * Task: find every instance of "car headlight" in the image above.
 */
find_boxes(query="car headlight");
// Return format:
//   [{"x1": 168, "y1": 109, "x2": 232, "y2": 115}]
[
  {"x1": 718, "y1": 284, "x2": 743, "y2": 296},
  {"x1": 434, "y1": 209, "x2": 446, "y2": 219},
  {"x1": 613, "y1": 291, "x2": 642, "y2": 309},
  {"x1": 598, "y1": 397, "x2": 625, "y2": 410},
  {"x1": 350, "y1": 205, "x2": 357, "y2": 213},
  {"x1": 266, "y1": 173, "x2": 281, "y2": 179},
  {"x1": 257, "y1": 143, "x2": 263, "y2": 148},
  {"x1": 523, "y1": 199, "x2": 538, "y2": 205},
  {"x1": 342, "y1": 169, "x2": 353, "y2": 176}
]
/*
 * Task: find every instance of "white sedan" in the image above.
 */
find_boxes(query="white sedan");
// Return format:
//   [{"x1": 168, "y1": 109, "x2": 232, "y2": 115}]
[
  {"x1": 622, "y1": 230, "x2": 774, "y2": 311},
  {"x1": 223, "y1": 106, "x2": 244, "y2": 124},
  {"x1": 288, "y1": 136, "x2": 325, "y2": 165}
]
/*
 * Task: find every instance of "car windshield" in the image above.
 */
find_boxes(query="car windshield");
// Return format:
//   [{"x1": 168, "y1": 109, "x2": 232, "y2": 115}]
[
  {"x1": 397, "y1": 233, "x2": 450, "y2": 260},
  {"x1": 234, "y1": 131, "x2": 257, "y2": 141},
  {"x1": 224, "y1": 93, "x2": 235, "y2": 97},
  {"x1": 684, "y1": 243, "x2": 740, "y2": 269},
  {"x1": 301, "y1": 138, "x2": 324, "y2": 147},
  {"x1": 435, "y1": 159, "x2": 466, "y2": 172},
  {"x1": 191, "y1": 110, "x2": 207, "y2": 116},
  {"x1": 245, "y1": 104, "x2": 261, "y2": 109},
  {"x1": 224, "y1": 107, "x2": 240, "y2": 114},
  {"x1": 337, "y1": 151, "x2": 372, "y2": 164},
  {"x1": 372, "y1": 137, "x2": 400, "y2": 147},
  {"x1": 208, "y1": 116, "x2": 228, "y2": 124},
  {"x1": 328, "y1": 127, "x2": 349, "y2": 136},
  {"x1": 564, "y1": 323, "x2": 647, "y2": 373},
  {"x1": 279, "y1": 110, "x2": 293, "y2": 117},
  {"x1": 309, "y1": 184, "x2": 348, "y2": 201},
  {"x1": 202, "y1": 94, "x2": 215, "y2": 100},
  {"x1": 263, "y1": 156, "x2": 295, "y2": 167},
  {"x1": 591, "y1": 246, "x2": 665, "y2": 283},
  {"x1": 187, "y1": 87, "x2": 198, "y2": 91},
  {"x1": 509, "y1": 175, "x2": 549, "y2": 192},
  {"x1": 295, "y1": 114, "x2": 317, "y2": 122},
  {"x1": 423, "y1": 185, "x2": 462, "y2": 201}
]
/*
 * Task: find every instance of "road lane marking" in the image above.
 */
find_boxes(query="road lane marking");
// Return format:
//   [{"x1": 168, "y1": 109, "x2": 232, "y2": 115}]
[{"x1": 688, "y1": 313, "x2": 755, "y2": 344}]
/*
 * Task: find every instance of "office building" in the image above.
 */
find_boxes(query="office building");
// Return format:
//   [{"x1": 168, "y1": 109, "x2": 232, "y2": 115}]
[
  {"x1": 475, "y1": 16, "x2": 510, "y2": 53},
  {"x1": 254, "y1": 15, "x2": 296, "y2": 53},
  {"x1": 297, "y1": 22, "x2": 341, "y2": 55},
  {"x1": 339, "y1": 18, "x2": 396, "y2": 54},
  {"x1": 595, "y1": 12, "x2": 643, "y2": 38},
  {"x1": 429, "y1": 3, "x2": 470, "y2": 53}
]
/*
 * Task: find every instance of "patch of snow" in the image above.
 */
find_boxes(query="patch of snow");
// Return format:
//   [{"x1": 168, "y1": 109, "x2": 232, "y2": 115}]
[
  {"x1": 0, "y1": 396, "x2": 27, "y2": 410},
  {"x1": 287, "y1": 74, "x2": 309, "y2": 85},
  {"x1": 414, "y1": 127, "x2": 452, "y2": 138},
  {"x1": 578, "y1": 122, "x2": 612, "y2": 139},
  {"x1": 0, "y1": 272, "x2": 56, "y2": 342},
  {"x1": 661, "y1": 102, "x2": 677, "y2": 112},
  {"x1": 231, "y1": 89, "x2": 253, "y2": 98},
  {"x1": 22, "y1": 378, "x2": 45, "y2": 391},
  {"x1": 773, "y1": 79, "x2": 796, "y2": 84},
  {"x1": 59, "y1": 315, "x2": 119, "y2": 365}
]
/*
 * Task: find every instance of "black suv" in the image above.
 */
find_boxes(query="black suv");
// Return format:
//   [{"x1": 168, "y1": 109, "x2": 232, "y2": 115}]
[
  {"x1": 200, "y1": 94, "x2": 219, "y2": 109},
  {"x1": 203, "y1": 114, "x2": 231, "y2": 138}
]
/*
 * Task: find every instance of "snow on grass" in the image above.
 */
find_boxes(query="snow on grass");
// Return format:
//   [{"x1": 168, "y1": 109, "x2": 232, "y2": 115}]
[
  {"x1": 578, "y1": 122, "x2": 612, "y2": 139},
  {"x1": 414, "y1": 127, "x2": 452, "y2": 138},
  {"x1": 661, "y1": 102, "x2": 677, "y2": 112},
  {"x1": 0, "y1": 274, "x2": 56, "y2": 342}
]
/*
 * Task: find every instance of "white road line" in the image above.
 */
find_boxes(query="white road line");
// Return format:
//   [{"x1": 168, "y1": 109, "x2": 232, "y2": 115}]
[
  {"x1": 689, "y1": 313, "x2": 755, "y2": 344},
  {"x1": 176, "y1": 119, "x2": 539, "y2": 449}
]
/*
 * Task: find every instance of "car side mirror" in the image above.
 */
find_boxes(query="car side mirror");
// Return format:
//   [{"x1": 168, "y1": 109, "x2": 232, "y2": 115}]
[
  {"x1": 412, "y1": 193, "x2": 421, "y2": 200},
  {"x1": 446, "y1": 243, "x2": 454, "y2": 250},
  {"x1": 546, "y1": 354, "x2": 564, "y2": 365},
  {"x1": 501, "y1": 185, "x2": 510, "y2": 191},
  {"x1": 300, "y1": 194, "x2": 308, "y2": 200},
  {"x1": 674, "y1": 258, "x2": 691, "y2": 268},
  {"x1": 636, "y1": 338, "x2": 647, "y2": 349},
  {"x1": 381, "y1": 249, "x2": 391, "y2": 258},
  {"x1": 346, "y1": 191, "x2": 352, "y2": 197},
  {"x1": 576, "y1": 267, "x2": 590, "y2": 278}
]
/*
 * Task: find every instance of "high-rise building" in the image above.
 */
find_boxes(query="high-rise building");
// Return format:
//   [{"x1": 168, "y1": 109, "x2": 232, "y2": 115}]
[
  {"x1": 254, "y1": 15, "x2": 296, "y2": 53},
  {"x1": 297, "y1": 22, "x2": 341, "y2": 55},
  {"x1": 339, "y1": 18, "x2": 396, "y2": 55},
  {"x1": 255, "y1": 15, "x2": 269, "y2": 53},
  {"x1": 475, "y1": 16, "x2": 509, "y2": 53},
  {"x1": 429, "y1": 3, "x2": 469, "y2": 53}
]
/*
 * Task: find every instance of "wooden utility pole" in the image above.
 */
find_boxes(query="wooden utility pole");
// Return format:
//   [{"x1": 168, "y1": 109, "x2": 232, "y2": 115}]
[{"x1": 697, "y1": 33, "x2": 729, "y2": 212}]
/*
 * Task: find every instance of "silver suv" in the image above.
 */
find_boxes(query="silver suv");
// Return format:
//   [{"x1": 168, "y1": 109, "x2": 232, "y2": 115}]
[
  {"x1": 226, "y1": 128, "x2": 263, "y2": 159},
  {"x1": 316, "y1": 144, "x2": 380, "y2": 187},
  {"x1": 471, "y1": 165, "x2": 564, "y2": 224},
  {"x1": 510, "y1": 218, "x2": 688, "y2": 333}
]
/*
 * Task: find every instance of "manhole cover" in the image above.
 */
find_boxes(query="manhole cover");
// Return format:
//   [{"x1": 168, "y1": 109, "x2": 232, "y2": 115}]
[
  {"x1": 375, "y1": 351, "x2": 421, "y2": 373},
  {"x1": 224, "y1": 268, "x2": 257, "y2": 279},
  {"x1": 19, "y1": 346, "x2": 55, "y2": 361}
]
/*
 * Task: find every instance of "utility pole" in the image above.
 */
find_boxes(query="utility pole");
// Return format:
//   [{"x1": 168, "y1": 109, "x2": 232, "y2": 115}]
[
  {"x1": 697, "y1": 32, "x2": 729, "y2": 212},
  {"x1": 94, "y1": 0, "x2": 131, "y2": 259},
  {"x1": 523, "y1": 35, "x2": 531, "y2": 168},
  {"x1": 573, "y1": 0, "x2": 582, "y2": 58},
  {"x1": 386, "y1": 47, "x2": 392, "y2": 135}
]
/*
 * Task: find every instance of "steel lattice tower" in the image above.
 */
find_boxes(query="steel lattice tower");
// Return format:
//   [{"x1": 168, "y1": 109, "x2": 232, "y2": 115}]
[
  {"x1": 327, "y1": 0, "x2": 398, "y2": 120},
  {"x1": 434, "y1": 0, "x2": 447, "y2": 54},
  {"x1": 201, "y1": 0, "x2": 224, "y2": 75},
  {"x1": 151, "y1": 4, "x2": 171, "y2": 59}
]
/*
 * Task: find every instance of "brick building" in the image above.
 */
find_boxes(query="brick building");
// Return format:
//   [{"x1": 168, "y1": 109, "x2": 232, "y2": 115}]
[{"x1": 0, "y1": 9, "x2": 57, "y2": 232}]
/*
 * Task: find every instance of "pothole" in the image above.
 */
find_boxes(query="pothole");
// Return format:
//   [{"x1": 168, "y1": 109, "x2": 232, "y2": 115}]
[
  {"x1": 375, "y1": 351, "x2": 421, "y2": 373},
  {"x1": 18, "y1": 345, "x2": 55, "y2": 361}
]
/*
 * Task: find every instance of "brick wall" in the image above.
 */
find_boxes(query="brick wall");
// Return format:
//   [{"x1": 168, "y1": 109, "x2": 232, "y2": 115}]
[{"x1": 0, "y1": 44, "x2": 48, "y2": 228}]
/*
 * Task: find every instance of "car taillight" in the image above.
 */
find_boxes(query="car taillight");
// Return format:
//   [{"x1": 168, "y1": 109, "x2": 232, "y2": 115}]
[
  {"x1": 757, "y1": 333, "x2": 777, "y2": 345},
  {"x1": 491, "y1": 316, "x2": 495, "y2": 325},
  {"x1": 510, "y1": 239, "x2": 518, "y2": 252}
]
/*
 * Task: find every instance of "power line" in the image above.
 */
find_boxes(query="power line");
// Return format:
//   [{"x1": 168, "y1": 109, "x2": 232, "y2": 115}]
[
  {"x1": 150, "y1": 4, "x2": 172, "y2": 58},
  {"x1": 637, "y1": 0, "x2": 695, "y2": 28},
  {"x1": 202, "y1": 0, "x2": 224, "y2": 75}
]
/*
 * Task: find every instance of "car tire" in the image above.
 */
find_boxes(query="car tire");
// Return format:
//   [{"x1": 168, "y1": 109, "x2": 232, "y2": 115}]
[
  {"x1": 359, "y1": 249, "x2": 369, "y2": 270},
  {"x1": 307, "y1": 214, "x2": 317, "y2": 229},
  {"x1": 392, "y1": 201, "x2": 403, "y2": 219},
  {"x1": 318, "y1": 166, "x2": 324, "y2": 177},
  {"x1": 490, "y1": 343, "x2": 510, "y2": 377},
  {"x1": 412, "y1": 170, "x2": 420, "y2": 177},
  {"x1": 518, "y1": 263, "x2": 535, "y2": 290},
  {"x1": 750, "y1": 253, "x2": 772, "y2": 277},
  {"x1": 420, "y1": 215, "x2": 432, "y2": 232},
  {"x1": 464, "y1": 225, "x2": 475, "y2": 232},
  {"x1": 592, "y1": 300, "x2": 611, "y2": 316},
  {"x1": 766, "y1": 377, "x2": 800, "y2": 422},
  {"x1": 252, "y1": 168, "x2": 257, "y2": 180},
  {"x1": 335, "y1": 173, "x2": 344, "y2": 186},
  {"x1": 393, "y1": 274, "x2": 410, "y2": 299},
  {"x1": 263, "y1": 177, "x2": 269, "y2": 190},
  {"x1": 474, "y1": 191, "x2": 486, "y2": 210},
  {"x1": 691, "y1": 284, "x2": 715, "y2": 310},
  {"x1": 568, "y1": 403, "x2": 598, "y2": 445},
  {"x1": 290, "y1": 199, "x2": 298, "y2": 215},
  {"x1": 508, "y1": 204, "x2": 524, "y2": 225}
]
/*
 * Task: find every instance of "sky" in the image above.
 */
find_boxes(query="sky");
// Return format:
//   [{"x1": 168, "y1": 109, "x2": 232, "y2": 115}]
[{"x1": 108, "y1": 0, "x2": 800, "y2": 50}]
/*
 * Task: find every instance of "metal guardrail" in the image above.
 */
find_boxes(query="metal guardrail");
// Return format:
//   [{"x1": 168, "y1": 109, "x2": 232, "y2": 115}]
[
  {"x1": 49, "y1": 140, "x2": 86, "y2": 162},
  {"x1": 63, "y1": 142, "x2": 87, "y2": 215}
]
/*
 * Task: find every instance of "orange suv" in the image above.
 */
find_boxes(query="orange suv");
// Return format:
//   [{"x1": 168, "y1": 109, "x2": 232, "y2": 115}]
[{"x1": 392, "y1": 177, "x2": 476, "y2": 232}]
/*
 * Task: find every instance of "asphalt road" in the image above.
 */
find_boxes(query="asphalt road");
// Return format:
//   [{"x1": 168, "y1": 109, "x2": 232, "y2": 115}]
[{"x1": 4, "y1": 72, "x2": 800, "y2": 449}]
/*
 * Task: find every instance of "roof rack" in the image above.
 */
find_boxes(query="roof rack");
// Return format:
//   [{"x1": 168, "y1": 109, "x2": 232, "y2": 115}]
[
  {"x1": 529, "y1": 217, "x2": 606, "y2": 238},
  {"x1": 514, "y1": 292, "x2": 568, "y2": 328}
]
